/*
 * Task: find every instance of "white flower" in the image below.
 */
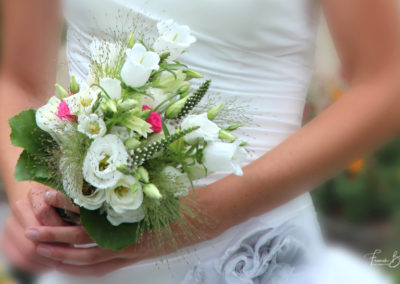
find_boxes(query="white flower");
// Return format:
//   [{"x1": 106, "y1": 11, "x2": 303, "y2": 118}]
[
  {"x1": 203, "y1": 141, "x2": 247, "y2": 176},
  {"x1": 36, "y1": 96, "x2": 63, "y2": 134},
  {"x1": 74, "y1": 183, "x2": 106, "y2": 210},
  {"x1": 83, "y1": 134, "x2": 129, "y2": 189},
  {"x1": 64, "y1": 85, "x2": 100, "y2": 115},
  {"x1": 106, "y1": 206, "x2": 145, "y2": 226},
  {"x1": 161, "y1": 166, "x2": 191, "y2": 196},
  {"x1": 121, "y1": 43, "x2": 160, "y2": 88},
  {"x1": 181, "y1": 113, "x2": 220, "y2": 144},
  {"x1": 77, "y1": 114, "x2": 107, "y2": 139},
  {"x1": 110, "y1": 126, "x2": 131, "y2": 142},
  {"x1": 153, "y1": 19, "x2": 197, "y2": 60},
  {"x1": 100, "y1": 77, "x2": 122, "y2": 100},
  {"x1": 106, "y1": 175, "x2": 143, "y2": 214}
]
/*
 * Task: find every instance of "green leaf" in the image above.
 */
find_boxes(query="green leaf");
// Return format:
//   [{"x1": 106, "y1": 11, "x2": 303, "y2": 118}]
[
  {"x1": 80, "y1": 208, "x2": 140, "y2": 250},
  {"x1": 14, "y1": 150, "x2": 60, "y2": 190},
  {"x1": 9, "y1": 109, "x2": 55, "y2": 154}
]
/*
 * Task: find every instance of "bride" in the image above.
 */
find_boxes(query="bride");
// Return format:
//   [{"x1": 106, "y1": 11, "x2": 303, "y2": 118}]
[{"x1": 0, "y1": 0, "x2": 398, "y2": 283}]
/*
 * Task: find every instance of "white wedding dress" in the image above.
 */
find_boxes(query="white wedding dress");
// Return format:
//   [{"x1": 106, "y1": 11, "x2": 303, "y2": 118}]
[{"x1": 38, "y1": 0, "x2": 392, "y2": 283}]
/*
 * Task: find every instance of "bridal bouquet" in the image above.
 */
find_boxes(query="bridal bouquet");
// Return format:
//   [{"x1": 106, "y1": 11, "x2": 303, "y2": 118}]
[{"x1": 9, "y1": 20, "x2": 247, "y2": 250}]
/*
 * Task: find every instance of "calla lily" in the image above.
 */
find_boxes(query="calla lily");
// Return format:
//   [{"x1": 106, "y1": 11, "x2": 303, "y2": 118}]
[
  {"x1": 203, "y1": 141, "x2": 247, "y2": 176},
  {"x1": 121, "y1": 43, "x2": 160, "y2": 88}
]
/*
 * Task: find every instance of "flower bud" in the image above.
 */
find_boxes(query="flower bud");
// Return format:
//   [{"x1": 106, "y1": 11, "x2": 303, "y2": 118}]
[
  {"x1": 127, "y1": 32, "x2": 135, "y2": 49},
  {"x1": 160, "y1": 52, "x2": 171, "y2": 61},
  {"x1": 137, "y1": 166, "x2": 150, "y2": 183},
  {"x1": 100, "y1": 99, "x2": 118, "y2": 115},
  {"x1": 55, "y1": 84, "x2": 69, "y2": 99},
  {"x1": 240, "y1": 141, "x2": 248, "y2": 147},
  {"x1": 225, "y1": 124, "x2": 243, "y2": 131},
  {"x1": 125, "y1": 138, "x2": 141, "y2": 150},
  {"x1": 143, "y1": 184, "x2": 162, "y2": 200},
  {"x1": 139, "y1": 109, "x2": 152, "y2": 120},
  {"x1": 177, "y1": 83, "x2": 190, "y2": 94},
  {"x1": 165, "y1": 97, "x2": 188, "y2": 119},
  {"x1": 185, "y1": 69, "x2": 203, "y2": 80},
  {"x1": 207, "y1": 102, "x2": 223, "y2": 120},
  {"x1": 219, "y1": 130, "x2": 236, "y2": 142},
  {"x1": 116, "y1": 164, "x2": 133, "y2": 175},
  {"x1": 118, "y1": 98, "x2": 138, "y2": 112},
  {"x1": 69, "y1": 75, "x2": 80, "y2": 94}
]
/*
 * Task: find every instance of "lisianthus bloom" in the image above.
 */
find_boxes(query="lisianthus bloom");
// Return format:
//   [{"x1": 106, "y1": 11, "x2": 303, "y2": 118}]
[
  {"x1": 106, "y1": 206, "x2": 144, "y2": 226},
  {"x1": 153, "y1": 19, "x2": 197, "y2": 60},
  {"x1": 83, "y1": 134, "x2": 129, "y2": 189},
  {"x1": 121, "y1": 43, "x2": 160, "y2": 88},
  {"x1": 106, "y1": 175, "x2": 143, "y2": 214},
  {"x1": 142, "y1": 105, "x2": 163, "y2": 133}
]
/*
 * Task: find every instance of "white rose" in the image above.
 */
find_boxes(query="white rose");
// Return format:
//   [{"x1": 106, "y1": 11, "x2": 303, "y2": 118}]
[
  {"x1": 100, "y1": 77, "x2": 122, "y2": 100},
  {"x1": 161, "y1": 166, "x2": 191, "y2": 196},
  {"x1": 106, "y1": 175, "x2": 143, "y2": 214},
  {"x1": 153, "y1": 19, "x2": 197, "y2": 60},
  {"x1": 121, "y1": 43, "x2": 160, "y2": 88},
  {"x1": 36, "y1": 96, "x2": 63, "y2": 134},
  {"x1": 83, "y1": 134, "x2": 129, "y2": 189},
  {"x1": 203, "y1": 141, "x2": 247, "y2": 176},
  {"x1": 77, "y1": 113, "x2": 107, "y2": 139},
  {"x1": 74, "y1": 183, "x2": 106, "y2": 210},
  {"x1": 106, "y1": 206, "x2": 145, "y2": 226},
  {"x1": 64, "y1": 85, "x2": 100, "y2": 115},
  {"x1": 181, "y1": 113, "x2": 220, "y2": 144}
]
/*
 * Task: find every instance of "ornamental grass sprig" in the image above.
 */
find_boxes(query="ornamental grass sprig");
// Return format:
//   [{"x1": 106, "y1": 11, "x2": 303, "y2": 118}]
[
  {"x1": 131, "y1": 126, "x2": 200, "y2": 168},
  {"x1": 174, "y1": 80, "x2": 211, "y2": 120}
]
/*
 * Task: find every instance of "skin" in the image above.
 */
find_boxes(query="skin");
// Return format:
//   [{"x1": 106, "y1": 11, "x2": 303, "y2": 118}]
[{"x1": 2, "y1": 0, "x2": 400, "y2": 277}]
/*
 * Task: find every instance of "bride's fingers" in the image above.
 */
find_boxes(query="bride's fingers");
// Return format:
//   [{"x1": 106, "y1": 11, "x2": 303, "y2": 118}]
[
  {"x1": 56, "y1": 258, "x2": 132, "y2": 276},
  {"x1": 26, "y1": 226, "x2": 93, "y2": 245},
  {"x1": 44, "y1": 190, "x2": 80, "y2": 213},
  {"x1": 36, "y1": 244, "x2": 119, "y2": 265},
  {"x1": 29, "y1": 186, "x2": 67, "y2": 226}
]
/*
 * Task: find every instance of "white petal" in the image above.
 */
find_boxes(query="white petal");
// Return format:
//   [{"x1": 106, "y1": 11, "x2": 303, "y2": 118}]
[{"x1": 100, "y1": 78, "x2": 122, "y2": 100}]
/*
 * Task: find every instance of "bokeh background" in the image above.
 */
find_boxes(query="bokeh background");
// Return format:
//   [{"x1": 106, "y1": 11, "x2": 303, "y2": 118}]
[{"x1": 1, "y1": 15, "x2": 400, "y2": 284}]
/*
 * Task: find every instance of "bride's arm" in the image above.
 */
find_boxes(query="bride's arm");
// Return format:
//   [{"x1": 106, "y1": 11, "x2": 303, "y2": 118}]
[
  {"x1": 0, "y1": 0, "x2": 62, "y2": 204},
  {"x1": 28, "y1": 0, "x2": 400, "y2": 276},
  {"x1": 0, "y1": 0, "x2": 66, "y2": 272}
]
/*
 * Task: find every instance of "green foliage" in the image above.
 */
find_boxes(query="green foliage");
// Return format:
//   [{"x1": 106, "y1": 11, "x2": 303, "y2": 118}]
[
  {"x1": 131, "y1": 126, "x2": 200, "y2": 168},
  {"x1": 9, "y1": 110, "x2": 59, "y2": 189},
  {"x1": 80, "y1": 208, "x2": 140, "y2": 250},
  {"x1": 9, "y1": 109, "x2": 55, "y2": 154},
  {"x1": 312, "y1": 140, "x2": 400, "y2": 224}
]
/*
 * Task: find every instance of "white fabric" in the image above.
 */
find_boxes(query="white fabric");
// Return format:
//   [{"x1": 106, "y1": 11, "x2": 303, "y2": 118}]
[{"x1": 38, "y1": 0, "x2": 392, "y2": 283}]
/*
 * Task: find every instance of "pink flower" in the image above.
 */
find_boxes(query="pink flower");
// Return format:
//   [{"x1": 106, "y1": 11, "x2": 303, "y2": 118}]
[
  {"x1": 142, "y1": 105, "x2": 162, "y2": 133},
  {"x1": 57, "y1": 101, "x2": 77, "y2": 122}
]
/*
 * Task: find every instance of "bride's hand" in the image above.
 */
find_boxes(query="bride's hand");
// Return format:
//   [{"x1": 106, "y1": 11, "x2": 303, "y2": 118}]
[
  {"x1": 1, "y1": 185, "x2": 68, "y2": 273},
  {"x1": 25, "y1": 191, "x2": 224, "y2": 276}
]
